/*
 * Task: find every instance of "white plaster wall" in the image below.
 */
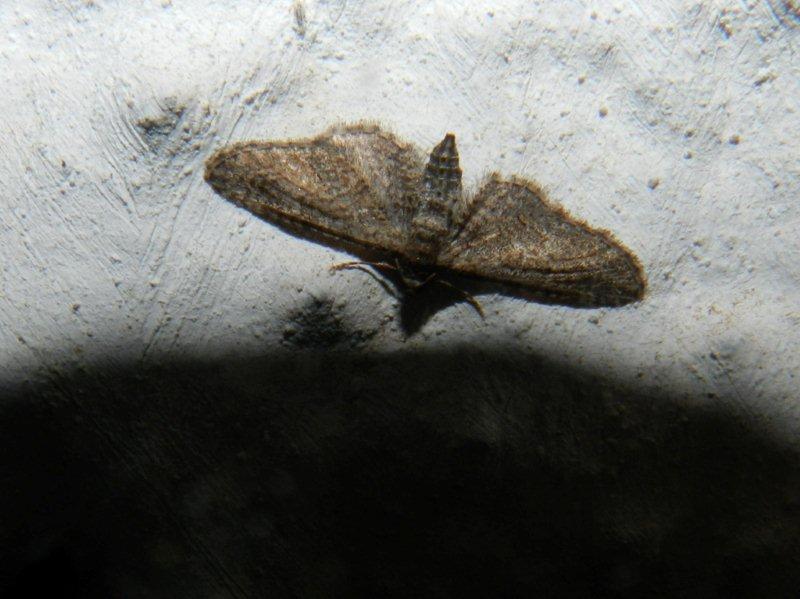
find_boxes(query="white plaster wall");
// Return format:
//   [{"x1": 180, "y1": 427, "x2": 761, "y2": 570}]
[
  {"x1": 3, "y1": 0, "x2": 798, "y2": 434},
  {"x1": 1, "y1": 0, "x2": 799, "y2": 594}
]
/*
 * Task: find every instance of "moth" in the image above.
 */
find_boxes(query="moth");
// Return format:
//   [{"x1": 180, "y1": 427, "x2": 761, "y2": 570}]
[{"x1": 204, "y1": 123, "x2": 645, "y2": 311}]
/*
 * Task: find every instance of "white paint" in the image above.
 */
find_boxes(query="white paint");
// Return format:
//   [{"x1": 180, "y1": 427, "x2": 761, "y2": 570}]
[{"x1": 1, "y1": 1, "x2": 798, "y2": 439}]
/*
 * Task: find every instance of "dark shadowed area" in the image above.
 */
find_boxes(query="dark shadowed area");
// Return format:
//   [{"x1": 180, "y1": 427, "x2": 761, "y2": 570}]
[{"x1": 1, "y1": 342, "x2": 799, "y2": 598}]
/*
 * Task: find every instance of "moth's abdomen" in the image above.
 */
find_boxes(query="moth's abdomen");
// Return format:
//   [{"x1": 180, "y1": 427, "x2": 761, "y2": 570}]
[
  {"x1": 423, "y1": 133, "x2": 462, "y2": 199},
  {"x1": 408, "y1": 133, "x2": 465, "y2": 261}
]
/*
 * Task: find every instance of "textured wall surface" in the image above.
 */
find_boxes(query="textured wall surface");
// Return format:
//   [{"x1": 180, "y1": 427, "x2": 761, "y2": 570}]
[{"x1": 1, "y1": 1, "x2": 799, "y2": 596}]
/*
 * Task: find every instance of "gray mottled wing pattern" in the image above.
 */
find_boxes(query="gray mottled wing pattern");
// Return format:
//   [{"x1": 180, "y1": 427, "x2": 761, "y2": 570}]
[
  {"x1": 438, "y1": 175, "x2": 646, "y2": 306},
  {"x1": 204, "y1": 123, "x2": 424, "y2": 254}
]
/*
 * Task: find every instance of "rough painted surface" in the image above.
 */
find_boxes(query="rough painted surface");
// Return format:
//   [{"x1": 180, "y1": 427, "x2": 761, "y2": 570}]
[{"x1": 1, "y1": 1, "x2": 799, "y2": 596}]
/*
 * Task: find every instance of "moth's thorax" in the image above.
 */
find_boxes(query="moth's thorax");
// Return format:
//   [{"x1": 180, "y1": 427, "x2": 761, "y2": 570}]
[{"x1": 408, "y1": 133, "x2": 463, "y2": 260}]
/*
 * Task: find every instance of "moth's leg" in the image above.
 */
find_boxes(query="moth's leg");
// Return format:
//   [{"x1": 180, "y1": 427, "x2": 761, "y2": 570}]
[
  {"x1": 330, "y1": 259, "x2": 430, "y2": 296},
  {"x1": 435, "y1": 279, "x2": 485, "y2": 318},
  {"x1": 394, "y1": 259, "x2": 436, "y2": 290},
  {"x1": 329, "y1": 260, "x2": 398, "y2": 273},
  {"x1": 329, "y1": 260, "x2": 401, "y2": 299}
]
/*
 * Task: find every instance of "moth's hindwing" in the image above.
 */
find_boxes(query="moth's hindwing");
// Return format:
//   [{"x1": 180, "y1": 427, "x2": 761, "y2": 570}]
[{"x1": 439, "y1": 176, "x2": 645, "y2": 306}]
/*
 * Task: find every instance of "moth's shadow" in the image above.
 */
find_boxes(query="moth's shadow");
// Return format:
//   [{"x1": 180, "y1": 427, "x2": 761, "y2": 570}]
[
  {"x1": 264, "y1": 224, "x2": 479, "y2": 334},
  {"x1": 364, "y1": 267, "x2": 591, "y2": 335},
  {"x1": 344, "y1": 265, "x2": 484, "y2": 335},
  {"x1": 399, "y1": 282, "x2": 471, "y2": 334}
]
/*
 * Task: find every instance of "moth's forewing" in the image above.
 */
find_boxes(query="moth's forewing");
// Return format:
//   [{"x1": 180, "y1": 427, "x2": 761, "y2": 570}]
[
  {"x1": 204, "y1": 124, "x2": 423, "y2": 255},
  {"x1": 439, "y1": 176, "x2": 646, "y2": 307}
]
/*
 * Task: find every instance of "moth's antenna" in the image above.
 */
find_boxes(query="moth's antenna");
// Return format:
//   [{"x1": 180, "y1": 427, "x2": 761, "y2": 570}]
[{"x1": 424, "y1": 133, "x2": 462, "y2": 199}]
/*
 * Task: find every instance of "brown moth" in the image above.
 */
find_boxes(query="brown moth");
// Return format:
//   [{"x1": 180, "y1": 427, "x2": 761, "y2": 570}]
[{"x1": 204, "y1": 123, "x2": 645, "y2": 310}]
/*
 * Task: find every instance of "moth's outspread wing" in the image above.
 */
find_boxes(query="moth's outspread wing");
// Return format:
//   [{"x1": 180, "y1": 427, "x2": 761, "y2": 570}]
[
  {"x1": 438, "y1": 175, "x2": 646, "y2": 307},
  {"x1": 204, "y1": 124, "x2": 424, "y2": 254},
  {"x1": 205, "y1": 125, "x2": 647, "y2": 310}
]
